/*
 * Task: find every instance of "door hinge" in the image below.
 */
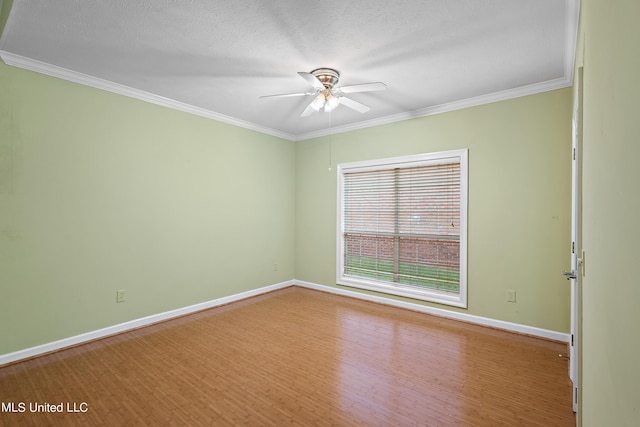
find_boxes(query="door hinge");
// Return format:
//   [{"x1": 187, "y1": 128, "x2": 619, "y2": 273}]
[
  {"x1": 573, "y1": 148, "x2": 576, "y2": 160},
  {"x1": 571, "y1": 334, "x2": 574, "y2": 346},
  {"x1": 572, "y1": 241, "x2": 575, "y2": 254}
]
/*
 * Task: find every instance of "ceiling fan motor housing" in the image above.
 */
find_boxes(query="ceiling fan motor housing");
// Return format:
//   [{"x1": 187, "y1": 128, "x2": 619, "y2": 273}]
[{"x1": 311, "y1": 68, "x2": 340, "y2": 89}]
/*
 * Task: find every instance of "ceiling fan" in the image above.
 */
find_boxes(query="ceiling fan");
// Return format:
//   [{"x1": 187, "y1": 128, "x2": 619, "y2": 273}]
[{"x1": 260, "y1": 68, "x2": 386, "y2": 117}]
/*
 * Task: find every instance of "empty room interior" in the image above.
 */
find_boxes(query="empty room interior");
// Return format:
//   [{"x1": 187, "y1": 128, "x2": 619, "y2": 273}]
[{"x1": 1, "y1": 0, "x2": 638, "y2": 425}]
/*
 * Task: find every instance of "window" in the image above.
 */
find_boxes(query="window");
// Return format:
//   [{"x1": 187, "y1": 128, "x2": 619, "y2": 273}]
[{"x1": 337, "y1": 149, "x2": 468, "y2": 307}]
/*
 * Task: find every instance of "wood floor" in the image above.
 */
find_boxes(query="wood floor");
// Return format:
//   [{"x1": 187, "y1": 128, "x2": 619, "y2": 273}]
[{"x1": 0, "y1": 286, "x2": 575, "y2": 426}]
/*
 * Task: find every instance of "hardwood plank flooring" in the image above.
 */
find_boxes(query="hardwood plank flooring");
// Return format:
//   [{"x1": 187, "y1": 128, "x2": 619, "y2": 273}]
[{"x1": 0, "y1": 286, "x2": 575, "y2": 426}]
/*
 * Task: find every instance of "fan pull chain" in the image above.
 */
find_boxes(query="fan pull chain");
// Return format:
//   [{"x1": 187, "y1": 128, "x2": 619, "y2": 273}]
[{"x1": 328, "y1": 112, "x2": 333, "y2": 171}]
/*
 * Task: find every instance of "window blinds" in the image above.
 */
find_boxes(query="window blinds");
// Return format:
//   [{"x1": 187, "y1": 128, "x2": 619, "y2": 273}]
[{"x1": 342, "y1": 161, "x2": 461, "y2": 293}]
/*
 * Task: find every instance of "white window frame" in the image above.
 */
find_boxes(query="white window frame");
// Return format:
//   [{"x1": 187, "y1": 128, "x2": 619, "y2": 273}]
[{"x1": 336, "y1": 149, "x2": 468, "y2": 308}]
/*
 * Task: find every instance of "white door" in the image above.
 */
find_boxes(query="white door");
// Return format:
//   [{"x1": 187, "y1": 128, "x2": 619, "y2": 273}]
[{"x1": 566, "y1": 67, "x2": 584, "y2": 414}]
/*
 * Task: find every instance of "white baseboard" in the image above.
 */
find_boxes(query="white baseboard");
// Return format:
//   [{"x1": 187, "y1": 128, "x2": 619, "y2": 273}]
[
  {"x1": 1, "y1": 278, "x2": 568, "y2": 366},
  {"x1": 0, "y1": 280, "x2": 295, "y2": 366},
  {"x1": 294, "y1": 280, "x2": 570, "y2": 343}
]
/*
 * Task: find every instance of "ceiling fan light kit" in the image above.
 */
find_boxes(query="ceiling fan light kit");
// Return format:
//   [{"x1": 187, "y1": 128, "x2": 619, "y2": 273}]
[
  {"x1": 311, "y1": 94, "x2": 327, "y2": 111},
  {"x1": 260, "y1": 67, "x2": 386, "y2": 117},
  {"x1": 311, "y1": 91, "x2": 341, "y2": 112},
  {"x1": 324, "y1": 94, "x2": 340, "y2": 112}
]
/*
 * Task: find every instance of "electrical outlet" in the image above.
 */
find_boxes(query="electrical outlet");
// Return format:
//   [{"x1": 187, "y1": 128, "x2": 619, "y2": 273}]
[
  {"x1": 116, "y1": 290, "x2": 125, "y2": 303},
  {"x1": 506, "y1": 290, "x2": 516, "y2": 303}
]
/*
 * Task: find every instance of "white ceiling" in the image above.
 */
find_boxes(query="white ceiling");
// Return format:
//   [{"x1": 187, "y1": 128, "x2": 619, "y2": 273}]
[{"x1": 0, "y1": 0, "x2": 579, "y2": 141}]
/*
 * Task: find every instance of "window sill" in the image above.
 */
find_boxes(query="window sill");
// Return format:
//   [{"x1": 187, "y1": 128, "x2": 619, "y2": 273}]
[{"x1": 337, "y1": 276, "x2": 467, "y2": 308}]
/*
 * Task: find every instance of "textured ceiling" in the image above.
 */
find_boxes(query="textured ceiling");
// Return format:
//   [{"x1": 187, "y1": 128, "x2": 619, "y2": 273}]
[{"x1": 0, "y1": 0, "x2": 579, "y2": 140}]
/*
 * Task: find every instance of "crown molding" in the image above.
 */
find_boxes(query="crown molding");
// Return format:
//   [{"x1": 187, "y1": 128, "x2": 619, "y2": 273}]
[
  {"x1": 295, "y1": 76, "x2": 573, "y2": 141},
  {"x1": 1, "y1": 0, "x2": 579, "y2": 143},
  {"x1": 0, "y1": 50, "x2": 298, "y2": 141},
  {"x1": 564, "y1": 0, "x2": 581, "y2": 85},
  {"x1": 289, "y1": 0, "x2": 582, "y2": 141}
]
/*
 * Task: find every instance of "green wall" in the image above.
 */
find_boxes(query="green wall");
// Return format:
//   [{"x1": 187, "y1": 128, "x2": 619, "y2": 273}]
[
  {"x1": 296, "y1": 89, "x2": 573, "y2": 333},
  {"x1": 5, "y1": 0, "x2": 640, "y2": 422},
  {"x1": 0, "y1": 1, "x2": 11, "y2": 38},
  {"x1": 0, "y1": 61, "x2": 296, "y2": 354},
  {"x1": 0, "y1": 0, "x2": 574, "y2": 356},
  {"x1": 580, "y1": 0, "x2": 640, "y2": 424}
]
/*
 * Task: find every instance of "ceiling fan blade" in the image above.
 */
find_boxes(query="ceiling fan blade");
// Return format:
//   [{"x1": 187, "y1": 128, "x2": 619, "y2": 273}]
[
  {"x1": 339, "y1": 96, "x2": 371, "y2": 113},
  {"x1": 259, "y1": 91, "x2": 315, "y2": 99},
  {"x1": 298, "y1": 72, "x2": 326, "y2": 90},
  {"x1": 338, "y1": 82, "x2": 387, "y2": 94},
  {"x1": 300, "y1": 100, "x2": 317, "y2": 117}
]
